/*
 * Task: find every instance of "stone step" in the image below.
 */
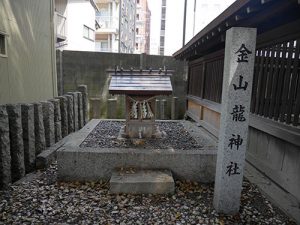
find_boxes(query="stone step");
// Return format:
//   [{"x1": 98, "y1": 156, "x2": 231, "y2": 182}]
[{"x1": 110, "y1": 169, "x2": 175, "y2": 194}]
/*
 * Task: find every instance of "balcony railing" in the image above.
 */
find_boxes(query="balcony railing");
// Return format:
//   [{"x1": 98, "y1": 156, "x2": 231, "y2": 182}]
[
  {"x1": 55, "y1": 12, "x2": 67, "y2": 40},
  {"x1": 96, "y1": 16, "x2": 118, "y2": 30}
]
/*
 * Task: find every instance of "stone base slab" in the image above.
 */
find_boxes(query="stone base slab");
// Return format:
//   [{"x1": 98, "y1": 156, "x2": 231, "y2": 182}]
[
  {"x1": 110, "y1": 169, "x2": 175, "y2": 194},
  {"x1": 57, "y1": 119, "x2": 217, "y2": 183}
]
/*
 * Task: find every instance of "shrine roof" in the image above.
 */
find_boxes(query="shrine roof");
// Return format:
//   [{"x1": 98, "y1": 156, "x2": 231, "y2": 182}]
[
  {"x1": 173, "y1": 0, "x2": 300, "y2": 61},
  {"x1": 108, "y1": 69, "x2": 173, "y2": 96}
]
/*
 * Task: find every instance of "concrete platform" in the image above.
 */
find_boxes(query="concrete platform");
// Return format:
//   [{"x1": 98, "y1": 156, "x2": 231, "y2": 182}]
[
  {"x1": 57, "y1": 119, "x2": 218, "y2": 183},
  {"x1": 110, "y1": 169, "x2": 175, "y2": 194}
]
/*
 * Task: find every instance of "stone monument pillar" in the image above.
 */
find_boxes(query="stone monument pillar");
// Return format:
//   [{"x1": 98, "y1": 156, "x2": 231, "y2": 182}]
[{"x1": 213, "y1": 27, "x2": 257, "y2": 214}]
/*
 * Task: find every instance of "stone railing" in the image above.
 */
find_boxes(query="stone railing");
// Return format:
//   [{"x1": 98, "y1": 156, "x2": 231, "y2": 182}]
[{"x1": 0, "y1": 85, "x2": 88, "y2": 189}]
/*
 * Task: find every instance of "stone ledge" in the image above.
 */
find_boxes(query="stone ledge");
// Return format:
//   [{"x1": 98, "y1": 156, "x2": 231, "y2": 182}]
[
  {"x1": 35, "y1": 120, "x2": 99, "y2": 169},
  {"x1": 36, "y1": 134, "x2": 72, "y2": 169},
  {"x1": 110, "y1": 169, "x2": 175, "y2": 194},
  {"x1": 57, "y1": 147, "x2": 217, "y2": 182}
]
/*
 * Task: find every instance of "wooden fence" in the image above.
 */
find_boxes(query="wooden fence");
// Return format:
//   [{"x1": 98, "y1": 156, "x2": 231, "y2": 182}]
[
  {"x1": 188, "y1": 50, "x2": 224, "y2": 103},
  {"x1": 251, "y1": 39, "x2": 300, "y2": 126},
  {"x1": 188, "y1": 39, "x2": 300, "y2": 127}
]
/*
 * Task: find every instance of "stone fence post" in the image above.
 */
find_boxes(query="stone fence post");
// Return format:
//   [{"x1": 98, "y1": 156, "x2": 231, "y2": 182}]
[
  {"x1": 6, "y1": 104, "x2": 25, "y2": 182},
  {"x1": 67, "y1": 92, "x2": 79, "y2": 131},
  {"x1": 41, "y1": 101, "x2": 55, "y2": 147},
  {"x1": 77, "y1": 85, "x2": 88, "y2": 125},
  {"x1": 33, "y1": 103, "x2": 46, "y2": 155},
  {"x1": 65, "y1": 94, "x2": 74, "y2": 134},
  {"x1": 77, "y1": 92, "x2": 84, "y2": 129},
  {"x1": 0, "y1": 105, "x2": 11, "y2": 188},
  {"x1": 56, "y1": 96, "x2": 68, "y2": 138},
  {"x1": 160, "y1": 99, "x2": 167, "y2": 120},
  {"x1": 155, "y1": 99, "x2": 160, "y2": 119},
  {"x1": 21, "y1": 104, "x2": 35, "y2": 173},
  {"x1": 171, "y1": 97, "x2": 178, "y2": 120},
  {"x1": 49, "y1": 99, "x2": 62, "y2": 143},
  {"x1": 107, "y1": 99, "x2": 117, "y2": 119},
  {"x1": 90, "y1": 98, "x2": 101, "y2": 119}
]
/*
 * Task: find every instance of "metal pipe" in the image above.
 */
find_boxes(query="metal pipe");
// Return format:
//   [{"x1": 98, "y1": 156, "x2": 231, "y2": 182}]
[
  {"x1": 193, "y1": 0, "x2": 197, "y2": 36},
  {"x1": 182, "y1": 0, "x2": 187, "y2": 46}
]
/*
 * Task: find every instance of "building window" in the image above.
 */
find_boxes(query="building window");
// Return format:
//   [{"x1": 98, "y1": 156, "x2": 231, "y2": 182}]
[
  {"x1": 96, "y1": 41, "x2": 109, "y2": 52},
  {"x1": 83, "y1": 25, "x2": 95, "y2": 41},
  {"x1": 100, "y1": 41, "x2": 109, "y2": 51},
  {"x1": 136, "y1": 28, "x2": 139, "y2": 34},
  {"x1": 136, "y1": 14, "x2": 139, "y2": 20},
  {"x1": 160, "y1": 36, "x2": 165, "y2": 47},
  {"x1": 137, "y1": 0, "x2": 140, "y2": 4},
  {"x1": 161, "y1": 20, "x2": 166, "y2": 30},
  {"x1": 161, "y1": 7, "x2": 166, "y2": 19},
  {"x1": 0, "y1": 33, "x2": 7, "y2": 57},
  {"x1": 135, "y1": 43, "x2": 138, "y2": 50}
]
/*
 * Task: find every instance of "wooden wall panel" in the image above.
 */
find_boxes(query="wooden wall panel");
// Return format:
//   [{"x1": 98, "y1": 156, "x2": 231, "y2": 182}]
[
  {"x1": 202, "y1": 107, "x2": 220, "y2": 130},
  {"x1": 187, "y1": 100, "x2": 201, "y2": 121}
]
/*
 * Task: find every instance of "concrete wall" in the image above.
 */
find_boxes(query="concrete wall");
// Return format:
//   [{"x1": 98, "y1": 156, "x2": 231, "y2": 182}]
[
  {"x1": 247, "y1": 127, "x2": 300, "y2": 204},
  {"x1": 58, "y1": 50, "x2": 188, "y2": 119},
  {"x1": 0, "y1": 0, "x2": 57, "y2": 104},
  {"x1": 246, "y1": 126, "x2": 300, "y2": 223}
]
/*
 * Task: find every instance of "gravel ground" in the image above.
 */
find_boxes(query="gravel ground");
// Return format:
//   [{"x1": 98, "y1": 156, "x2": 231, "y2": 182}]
[
  {"x1": 0, "y1": 163, "x2": 296, "y2": 225},
  {"x1": 80, "y1": 121, "x2": 204, "y2": 150}
]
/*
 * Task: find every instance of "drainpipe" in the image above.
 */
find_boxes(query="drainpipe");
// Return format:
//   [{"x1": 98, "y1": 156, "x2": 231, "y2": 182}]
[
  {"x1": 118, "y1": 0, "x2": 121, "y2": 53},
  {"x1": 133, "y1": 0, "x2": 136, "y2": 54},
  {"x1": 182, "y1": 0, "x2": 187, "y2": 46},
  {"x1": 193, "y1": 0, "x2": 196, "y2": 36},
  {"x1": 50, "y1": 0, "x2": 58, "y2": 97}
]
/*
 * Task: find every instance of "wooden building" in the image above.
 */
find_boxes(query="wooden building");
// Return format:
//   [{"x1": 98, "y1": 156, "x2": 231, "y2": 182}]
[{"x1": 174, "y1": 0, "x2": 300, "y2": 222}]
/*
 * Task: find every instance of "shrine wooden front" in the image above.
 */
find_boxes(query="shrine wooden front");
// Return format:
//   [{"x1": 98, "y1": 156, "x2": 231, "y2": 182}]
[{"x1": 125, "y1": 95, "x2": 156, "y2": 138}]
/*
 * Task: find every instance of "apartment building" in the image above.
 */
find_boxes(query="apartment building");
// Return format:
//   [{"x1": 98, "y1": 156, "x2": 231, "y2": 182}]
[
  {"x1": 135, "y1": 0, "x2": 151, "y2": 54},
  {"x1": 55, "y1": 0, "x2": 99, "y2": 51},
  {"x1": 95, "y1": 0, "x2": 136, "y2": 53},
  {"x1": 159, "y1": 0, "x2": 166, "y2": 55}
]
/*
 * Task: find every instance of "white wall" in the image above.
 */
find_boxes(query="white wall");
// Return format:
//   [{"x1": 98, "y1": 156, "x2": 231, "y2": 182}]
[
  {"x1": 65, "y1": 0, "x2": 96, "y2": 51},
  {"x1": 185, "y1": 0, "x2": 235, "y2": 42},
  {"x1": 111, "y1": 34, "x2": 118, "y2": 52},
  {"x1": 148, "y1": 0, "x2": 235, "y2": 56},
  {"x1": 0, "y1": 0, "x2": 57, "y2": 104},
  {"x1": 164, "y1": 0, "x2": 184, "y2": 56}
]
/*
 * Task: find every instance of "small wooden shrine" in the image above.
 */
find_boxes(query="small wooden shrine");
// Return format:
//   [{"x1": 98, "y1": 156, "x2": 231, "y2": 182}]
[{"x1": 108, "y1": 68, "x2": 173, "y2": 138}]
